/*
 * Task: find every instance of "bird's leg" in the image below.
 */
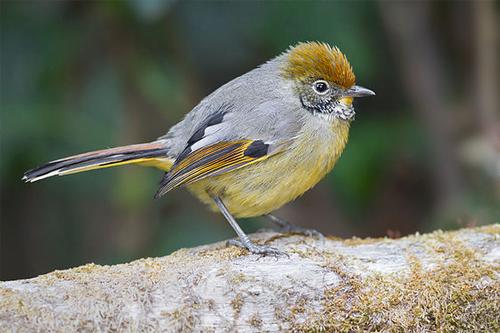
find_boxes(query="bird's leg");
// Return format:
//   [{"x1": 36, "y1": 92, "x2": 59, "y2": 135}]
[
  {"x1": 266, "y1": 214, "x2": 324, "y2": 239},
  {"x1": 212, "y1": 196, "x2": 285, "y2": 256}
]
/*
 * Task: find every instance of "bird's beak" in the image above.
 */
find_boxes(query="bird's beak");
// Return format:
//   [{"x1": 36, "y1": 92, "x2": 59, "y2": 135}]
[{"x1": 345, "y1": 85, "x2": 375, "y2": 97}]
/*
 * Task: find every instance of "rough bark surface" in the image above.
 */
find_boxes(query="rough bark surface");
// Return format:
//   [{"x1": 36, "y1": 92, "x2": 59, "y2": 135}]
[{"x1": 1, "y1": 225, "x2": 499, "y2": 332}]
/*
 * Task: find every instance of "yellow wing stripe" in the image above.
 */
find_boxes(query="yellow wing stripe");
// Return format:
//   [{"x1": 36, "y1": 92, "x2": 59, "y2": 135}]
[
  {"x1": 60, "y1": 157, "x2": 174, "y2": 176},
  {"x1": 156, "y1": 140, "x2": 269, "y2": 196},
  {"x1": 174, "y1": 141, "x2": 241, "y2": 171}
]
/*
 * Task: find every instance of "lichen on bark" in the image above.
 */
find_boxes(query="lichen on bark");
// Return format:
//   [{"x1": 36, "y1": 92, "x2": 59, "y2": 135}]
[{"x1": 1, "y1": 225, "x2": 499, "y2": 332}]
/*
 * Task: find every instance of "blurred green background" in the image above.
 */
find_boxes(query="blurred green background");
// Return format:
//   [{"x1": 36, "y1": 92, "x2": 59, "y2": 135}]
[{"x1": 1, "y1": 1, "x2": 498, "y2": 280}]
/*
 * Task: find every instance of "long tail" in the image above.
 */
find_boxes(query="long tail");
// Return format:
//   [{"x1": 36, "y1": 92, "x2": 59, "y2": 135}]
[{"x1": 23, "y1": 141, "x2": 174, "y2": 183}]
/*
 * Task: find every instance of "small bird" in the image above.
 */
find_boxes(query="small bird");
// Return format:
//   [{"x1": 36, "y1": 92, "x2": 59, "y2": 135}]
[{"x1": 23, "y1": 42, "x2": 374, "y2": 255}]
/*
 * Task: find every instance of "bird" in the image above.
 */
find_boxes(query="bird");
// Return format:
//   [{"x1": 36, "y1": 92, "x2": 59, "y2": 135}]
[{"x1": 23, "y1": 41, "x2": 374, "y2": 255}]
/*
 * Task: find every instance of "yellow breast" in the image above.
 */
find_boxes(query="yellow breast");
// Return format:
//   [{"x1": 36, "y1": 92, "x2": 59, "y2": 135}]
[{"x1": 187, "y1": 118, "x2": 350, "y2": 218}]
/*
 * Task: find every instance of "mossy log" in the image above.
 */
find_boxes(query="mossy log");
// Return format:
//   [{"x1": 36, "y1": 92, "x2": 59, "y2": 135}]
[{"x1": 1, "y1": 225, "x2": 499, "y2": 332}]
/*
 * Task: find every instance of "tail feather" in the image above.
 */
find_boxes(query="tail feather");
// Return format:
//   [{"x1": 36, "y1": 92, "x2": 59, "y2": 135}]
[{"x1": 23, "y1": 141, "x2": 173, "y2": 183}]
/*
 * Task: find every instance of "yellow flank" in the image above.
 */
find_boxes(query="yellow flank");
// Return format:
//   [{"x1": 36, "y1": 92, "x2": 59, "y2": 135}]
[
  {"x1": 282, "y1": 42, "x2": 355, "y2": 88},
  {"x1": 187, "y1": 117, "x2": 351, "y2": 218},
  {"x1": 60, "y1": 157, "x2": 173, "y2": 176}
]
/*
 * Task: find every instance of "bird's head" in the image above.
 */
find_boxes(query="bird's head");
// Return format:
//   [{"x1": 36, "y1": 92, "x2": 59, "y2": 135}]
[{"x1": 282, "y1": 42, "x2": 374, "y2": 121}]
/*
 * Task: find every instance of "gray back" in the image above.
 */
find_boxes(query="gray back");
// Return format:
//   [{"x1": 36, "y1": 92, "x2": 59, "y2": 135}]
[{"x1": 159, "y1": 54, "x2": 307, "y2": 158}]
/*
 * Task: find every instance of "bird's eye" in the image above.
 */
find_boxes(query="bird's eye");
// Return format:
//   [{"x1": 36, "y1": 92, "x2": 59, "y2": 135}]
[{"x1": 312, "y1": 80, "x2": 330, "y2": 95}]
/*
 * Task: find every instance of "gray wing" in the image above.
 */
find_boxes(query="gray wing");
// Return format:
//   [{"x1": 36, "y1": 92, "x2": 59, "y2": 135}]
[
  {"x1": 159, "y1": 59, "x2": 305, "y2": 160},
  {"x1": 153, "y1": 59, "x2": 307, "y2": 195},
  {"x1": 154, "y1": 98, "x2": 304, "y2": 197}
]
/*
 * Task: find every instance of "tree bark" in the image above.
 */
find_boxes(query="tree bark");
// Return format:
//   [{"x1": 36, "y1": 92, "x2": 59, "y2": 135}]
[{"x1": 1, "y1": 225, "x2": 499, "y2": 332}]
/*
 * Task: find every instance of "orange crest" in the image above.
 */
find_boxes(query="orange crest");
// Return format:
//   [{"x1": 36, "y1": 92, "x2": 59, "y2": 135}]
[{"x1": 282, "y1": 42, "x2": 355, "y2": 89}]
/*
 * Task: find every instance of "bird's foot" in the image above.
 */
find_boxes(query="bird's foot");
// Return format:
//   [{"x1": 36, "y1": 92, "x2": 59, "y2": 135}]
[
  {"x1": 278, "y1": 224, "x2": 324, "y2": 239},
  {"x1": 267, "y1": 214, "x2": 324, "y2": 239},
  {"x1": 227, "y1": 239, "x2": 287, "y2": 257}
]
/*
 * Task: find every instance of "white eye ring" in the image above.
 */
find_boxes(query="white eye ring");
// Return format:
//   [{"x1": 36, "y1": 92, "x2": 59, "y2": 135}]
[{"x1": 312, "y1": 80, "x2": 330, "y2": 95}]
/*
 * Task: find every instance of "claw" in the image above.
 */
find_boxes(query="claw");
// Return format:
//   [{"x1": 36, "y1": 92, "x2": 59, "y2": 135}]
[
  {"x1": 212, "y1": 196, "x2": 289, "y2": 257},
  {"x1": 266, "y1": 214, "x2": 324, "y2": 240},
  {"x1": 281, "y1": 225, "x2": 324, "y2": 240},
  {"x1": 227, "y1": 239, "x2": 288, "y2": 257}
]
